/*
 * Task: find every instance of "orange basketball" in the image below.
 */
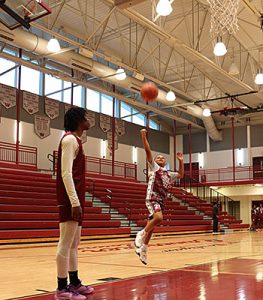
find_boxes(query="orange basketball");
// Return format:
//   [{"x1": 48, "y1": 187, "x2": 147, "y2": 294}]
[{"x1": 140, "y1": 82, "x2": 158, "y2": 102}]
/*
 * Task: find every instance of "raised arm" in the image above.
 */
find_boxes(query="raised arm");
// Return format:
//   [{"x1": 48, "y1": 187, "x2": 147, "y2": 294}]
[
  {"x1": 176, "y1": 152, "x2": 184, "y2": 179},
  {"x1": 140, "y1": 129, "x2": 153, "y2": 164}
]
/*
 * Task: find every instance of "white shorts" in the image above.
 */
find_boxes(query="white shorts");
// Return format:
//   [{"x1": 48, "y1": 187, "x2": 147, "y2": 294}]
[{"x1": 146, "y1": 200, "x2": 164, "y2": 219}]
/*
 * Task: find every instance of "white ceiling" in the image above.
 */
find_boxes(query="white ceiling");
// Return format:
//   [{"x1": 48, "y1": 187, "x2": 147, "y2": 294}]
[{"x1": 1, "y1": 0, "x2": 263, "y2": 134}]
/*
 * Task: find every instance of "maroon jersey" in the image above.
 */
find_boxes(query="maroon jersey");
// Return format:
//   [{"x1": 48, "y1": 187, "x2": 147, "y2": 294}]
[
  {"x1": 56, "y1": 132, "x2": 85, "y2": 223},
  {"x1": 146, "y1": 161, "x2": 178, "y2": 206}
]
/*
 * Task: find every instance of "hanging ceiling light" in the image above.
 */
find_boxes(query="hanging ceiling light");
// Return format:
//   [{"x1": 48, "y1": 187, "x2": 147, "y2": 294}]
[
  {"x1": 166, "y1": 90, "x2": 176, "y2": 101},
  {"x1": 255, "y1": 71, "x2": 263, "y2": 85},
  {"x1": 202, "y1": 108, "x2": 211, "y2": 117},
  {"x1": 47, "y1": 37, "x2": 61, "y2": 53},
  {"x1": 115, "y1": 68, "x2": 126, "y2": 80},
  {"x1": 229, "y1": 62, "x2": 239, "y2": 75},
  {"x1": 213, "y1": 37, "x2": 227, "y2": 57},
  {"x1": 156, "y1": 0, "x2": 173, "y2": 16}
]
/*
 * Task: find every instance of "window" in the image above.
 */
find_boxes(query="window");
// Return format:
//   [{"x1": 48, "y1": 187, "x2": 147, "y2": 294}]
[
  {"x1": 45, "y1": 73, "x2": 62, "y2": 101},
  {"x1": 86, "y1": 88, "x2": 100, "y2": 112},
  {"x1": 63, "y1": 80, "x2": 72, "y2": 104},
  {"x1": 101, "y1": 94, "x2": 113, "y2": 116},
  {"x1": 149, "y1": 119, "x2": 159, "y2": 130},
  {"x1": 0, "y1": 58, "x2": 17, "y2": 87},
  {"x1": 73, "y1": 85, "x2": 83, "y2": 107},
  {"x1": 21, "y1": 66, "x2": 40, "y2": 94},
  {"x1": 120, "y1": 102, "x2": 132, "y2": 122},
  {"x1": 132, "y1": 109, "x2": 145, "y2": 126},
  {"x1": 115, "y1": 99, "x2": 120, "y2": 118}
]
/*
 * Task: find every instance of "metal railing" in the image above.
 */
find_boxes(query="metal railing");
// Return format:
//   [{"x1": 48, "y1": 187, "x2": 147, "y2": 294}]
[
  {"x1": 51, "y1": 151, "x2": 137, "y2": 180},
  {"x1": 106, "y1": 189, "x2": 112, "y2": 213},
  {"x1": 86, "y1": 179, "x2": 95, "y2": 204},
  {"x1": 178, "y1": 175, "x2": 236, "y2": 216},
  {"x1": 194, "y1": 165, "x2": 263, "y2": 183},
  {"x1": 0, "y1": 141, "x2": 37, "y2": 168}
]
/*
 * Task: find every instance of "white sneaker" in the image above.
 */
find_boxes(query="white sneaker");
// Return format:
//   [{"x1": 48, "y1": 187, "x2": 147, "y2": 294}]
[
  {"x1": 134, "y1": 230, "x2": 145, "y2": 248},
  {"x1": 135, "y1": 245, "x2": 148, "y2": 265}
]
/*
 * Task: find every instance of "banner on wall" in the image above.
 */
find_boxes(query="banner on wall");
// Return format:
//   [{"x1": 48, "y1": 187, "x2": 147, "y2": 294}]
[
  {"x1": 81, "y1": 130, "x2": 88, "y2": 144},
  {"x1": 64, "y1": 103, "x2": 72, "y2": 114},
  {"x1": 107, "y1": 130, "x2": 118, "y2": 151},
  {"x1": 34, "y1": 115, "x2": 50, "y2": 139},
  {"x1": 100, "y1": 114, "x2": 111, "y2": 132},
  {"x1": 115, "y1": 119, "x2": 125, "y2": 136},
  {"x1": 22, "y1": 91, "x2": 39, "y2": 114},
  {"x1": 86, "y1": 111, "x2": 95, "y2": 128},
  {"x1": 45, "y1": 97, "x2": 59, "y2": 119},
  {"x1": 0, "y1": 83, "x2": 16, "y2": 109}
]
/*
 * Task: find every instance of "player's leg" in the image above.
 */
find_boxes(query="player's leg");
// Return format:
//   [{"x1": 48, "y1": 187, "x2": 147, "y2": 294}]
[
  {"x1": 55, "y1": 221, "x2": 86, "y2": 300},
  {"x1": 135, "y1": 201, "x2": 163, "y2": 248},
  {"x1": 144, "y1": 211, "x2": 163, "y2": 233},
  {"x1": 68, "y1": 225, "x2": 94, "y2": 295},
  {"x1": 135, "y1": 202, "x2": 163, "y2": 265}
]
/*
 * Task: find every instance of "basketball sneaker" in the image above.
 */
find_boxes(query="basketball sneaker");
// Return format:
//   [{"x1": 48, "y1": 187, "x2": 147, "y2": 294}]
[
  {"x1": 54, "y1": 287, "x2": 86, "y2": 300},
  {"x1": 69, "y1": 283, "x2": 94, "y2": 296},
  {"x1": 134, "y1": 230, "x2": 145, "y2": 248},
  {"x1": 135, "y1": 245, "x2": 148, "y2": 265}
]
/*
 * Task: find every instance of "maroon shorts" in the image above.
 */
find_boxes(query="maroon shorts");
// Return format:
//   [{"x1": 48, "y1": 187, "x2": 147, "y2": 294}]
[{"x1": 58, "y1": 205, "x2": 84, "y2": 226}]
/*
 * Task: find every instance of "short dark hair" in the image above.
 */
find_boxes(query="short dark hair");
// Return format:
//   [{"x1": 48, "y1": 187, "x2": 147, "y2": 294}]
[{"x1": 64, "y1": 107, "x2": 86, "y2": 132}]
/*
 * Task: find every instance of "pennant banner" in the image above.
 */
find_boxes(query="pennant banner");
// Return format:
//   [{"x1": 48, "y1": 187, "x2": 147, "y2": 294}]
[
  {"x1": 81, "y1": 130, "x2": 88, "y2": 144},
  {"x1": 64, "y1": 103, "x2": 72, "y2": 114},
  {"x1": 22, "y1": 91, "x2": 39, "y2": 114},
  {"x1": 100, "y1": 114, "x2": 111, "y2": 132},
  {"x1": 115, "y1": 119, "x2": 125, "y2": 136},
  {"x1": 45, "y1": 97, "x2": 59, "y2": 119},
  {"x1": 0, "y1": 83, "x2": 16, "y2": 109},
  {"x1": 34, "y1": 115, "x2": 50, "y2": 139},
  {"x1": 86, "y1": 111, "x2": 95, "y2": 128},
  {"x1": 107, "y1": 130, "x2": 118, "y2": 151}
]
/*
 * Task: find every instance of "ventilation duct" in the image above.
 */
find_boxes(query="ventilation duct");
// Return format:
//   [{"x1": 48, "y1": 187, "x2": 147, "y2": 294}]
[
  {"x1": 69, "y1": 58, "x2": 93, "y2": 73},
  {"x1": 0, "y1": 24, "x2": 222, "y2": 141},
  {"x1": 128, "y1": 82, "x2": 142, "y2": 93},
  {"x1": 0, "y1": 28, "x2": 14, "y2": 42}
]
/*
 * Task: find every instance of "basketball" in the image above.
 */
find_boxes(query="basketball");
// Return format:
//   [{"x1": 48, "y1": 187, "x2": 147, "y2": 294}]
[{"x1": 140, "y1": 82, "x2": 158, "y2": 102}]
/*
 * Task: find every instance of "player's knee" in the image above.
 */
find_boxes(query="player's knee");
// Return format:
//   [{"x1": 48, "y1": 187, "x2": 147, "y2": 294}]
[
  {"x1": 57, "y1": 246, "x2": 70, "y2": 259},
  {"x1": 154, "y1": 214, "x2": 163, "y2": 224}
]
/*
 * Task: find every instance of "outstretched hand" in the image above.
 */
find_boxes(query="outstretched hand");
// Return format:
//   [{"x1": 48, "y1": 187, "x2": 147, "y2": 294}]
[
  {"x1": 140, "y1": 129, "x2": 147, "y2": 137},
  {"x1": 176, "y1": 152, "x2": 183, "y2": 161}
]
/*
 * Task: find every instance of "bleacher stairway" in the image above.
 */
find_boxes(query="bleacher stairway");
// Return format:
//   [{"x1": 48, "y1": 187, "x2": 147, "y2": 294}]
[
  {"x1": 0, "y1": 167, "x2": 249, "y2": 242},
  {"x1": 171, "y1": 187, "x2": 249, "y2": 231},
  {"x1": 0, "y1": 168, "x2": 130, "y2": 241}
]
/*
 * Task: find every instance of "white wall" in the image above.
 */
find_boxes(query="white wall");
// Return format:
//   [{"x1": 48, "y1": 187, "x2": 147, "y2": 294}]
[
  {"x1": 218, "y1": 185, "x2": 263, "y2": 224},
  {"x1": 21, "y1": 121, "x2": 63, "y2": 170},
  {"x1": 0, "y1": 117, "x2": 16, "y2": 143},
  {"x1": 0, "y1": 118, "x2": 175, "y2": 182}
]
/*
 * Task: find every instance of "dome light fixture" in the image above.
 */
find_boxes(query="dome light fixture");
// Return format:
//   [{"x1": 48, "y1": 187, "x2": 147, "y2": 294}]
[
  {"x1": 166, "y1": 90, "x2": 176, "y2": 101},
  {"x1": 203, "y1": 108, "x2": 211, "y2": 117},
  {"x1": 255, "y1": 71, "x2": 263, "y2": 85},
  {"x1": 156, "y1": 0, "x2": 173, "y2": 16},
  {"x1": 115, "y1": 68, "x2": 127, "y2": 80},
  {"x1": 213, "y1": 37, "x2": 227, "y2": 57},
  {"x1": 47, "y1": 38, "x2": 61, "y2": 53}
]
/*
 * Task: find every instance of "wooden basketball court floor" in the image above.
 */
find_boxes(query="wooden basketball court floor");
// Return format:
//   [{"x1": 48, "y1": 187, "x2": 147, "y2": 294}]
[{"x1": 1, "y1": 231, "x2": 263, "y2": 300}]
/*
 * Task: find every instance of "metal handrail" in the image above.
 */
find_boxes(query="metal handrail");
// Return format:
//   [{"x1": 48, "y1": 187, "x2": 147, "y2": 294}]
[
  {"x1": 87, "y1": 179, "x2": 95, "y2": 204},
  {"x1": 179, "y1": 175, "x2": 235, "y2": 216},
  {"x1": 47, "y1": 153, "x2": 56, "y2": 175},
  {"x1": 106, "y1": 189, "x2": 112, "y2": 213}
]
